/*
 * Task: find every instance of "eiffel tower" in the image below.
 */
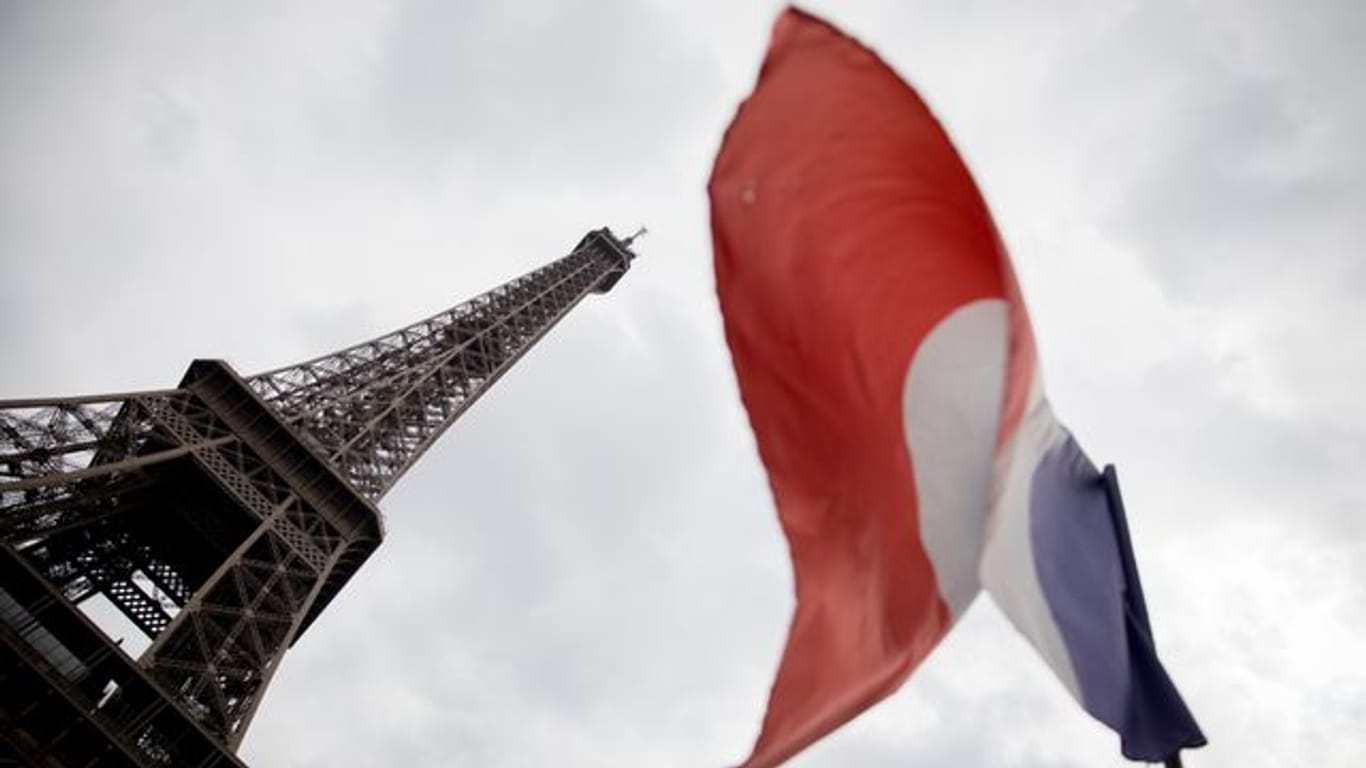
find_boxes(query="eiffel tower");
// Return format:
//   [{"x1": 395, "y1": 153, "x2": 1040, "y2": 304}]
[{"x1": 0, "y1": 227, "x2": 642, "y2": 766}]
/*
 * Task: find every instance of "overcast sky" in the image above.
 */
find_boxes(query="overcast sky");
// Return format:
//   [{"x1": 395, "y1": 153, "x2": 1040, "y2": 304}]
[{"x1": 2, "y1": 1, "x2": 1363, "y2": 766}]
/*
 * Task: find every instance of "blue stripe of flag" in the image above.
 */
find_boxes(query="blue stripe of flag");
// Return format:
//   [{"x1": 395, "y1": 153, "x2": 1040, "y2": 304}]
[{"x1": 1029, "y1": 435, "x2": 1206, "y2": 761}]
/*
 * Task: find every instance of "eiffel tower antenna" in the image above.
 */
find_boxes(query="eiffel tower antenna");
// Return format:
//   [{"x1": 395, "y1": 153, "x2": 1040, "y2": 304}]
[{"x1": 0, "y1": 227, "x2": 642, "y2": 766}]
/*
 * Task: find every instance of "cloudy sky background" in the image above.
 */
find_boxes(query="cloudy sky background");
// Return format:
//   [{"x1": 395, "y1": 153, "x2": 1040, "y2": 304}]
[{"x1": 3, "y1": 1, "x2": 1363, "y2": 765}]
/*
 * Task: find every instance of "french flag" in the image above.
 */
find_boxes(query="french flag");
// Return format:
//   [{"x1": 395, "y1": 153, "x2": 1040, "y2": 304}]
[{"x1": 709, "y1": 9, "x2": 1205, "y2": 767}]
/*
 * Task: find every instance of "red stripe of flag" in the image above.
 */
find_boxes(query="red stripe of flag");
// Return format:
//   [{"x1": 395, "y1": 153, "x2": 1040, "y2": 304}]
[{"x1": 709, "y1": 8, "x2": 1014, "y2": 766}]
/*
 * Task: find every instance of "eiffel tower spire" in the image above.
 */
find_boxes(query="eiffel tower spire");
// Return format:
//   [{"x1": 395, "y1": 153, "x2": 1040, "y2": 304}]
[
  {"x1": 248, "y1": 228, "x2": 637, "y2": 500},
  {"x1": 0, "y1": 227, "x2": 641, "y2": 766}
]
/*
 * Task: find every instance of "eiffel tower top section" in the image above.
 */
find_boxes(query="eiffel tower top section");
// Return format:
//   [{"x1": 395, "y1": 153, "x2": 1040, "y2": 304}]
[{"x1": 245, "y1": 226, "x2": 641, "y2": 501}]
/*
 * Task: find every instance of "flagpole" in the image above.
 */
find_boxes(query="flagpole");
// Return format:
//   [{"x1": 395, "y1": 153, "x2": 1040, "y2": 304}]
[{"x1": 1100, "y1": 465, "x2": 1185, "y2": 768}]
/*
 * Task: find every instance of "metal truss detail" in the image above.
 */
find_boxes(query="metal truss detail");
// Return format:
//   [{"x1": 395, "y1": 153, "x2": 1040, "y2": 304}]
[
  {"x1": 247, "y1": 227, "x2": 639, "y2": 500},
  {"x1": 3, "y1": 395, "x2": 170, "y2": 527},
  {"x1": 143, "y1": 510, "x2": 340, "y2": 746}
]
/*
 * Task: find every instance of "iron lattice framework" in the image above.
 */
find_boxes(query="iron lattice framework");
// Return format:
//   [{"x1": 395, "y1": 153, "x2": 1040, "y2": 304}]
[{"x1": 0, "y1": 228, "x2": 640, "y2": 766}]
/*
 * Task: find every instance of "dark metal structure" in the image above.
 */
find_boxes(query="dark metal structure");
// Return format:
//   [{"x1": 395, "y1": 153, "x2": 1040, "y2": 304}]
[{"x1": 0, "y1": 228, "x2": 641, "y2": 766}]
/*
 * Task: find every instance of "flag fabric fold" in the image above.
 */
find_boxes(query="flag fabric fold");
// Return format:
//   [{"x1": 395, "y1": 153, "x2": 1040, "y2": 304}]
[{"x1": 709, "y1": 8, "x2": 1204, "y2": 766}]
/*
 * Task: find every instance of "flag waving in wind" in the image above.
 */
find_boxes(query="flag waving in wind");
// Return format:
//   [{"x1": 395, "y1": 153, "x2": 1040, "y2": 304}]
[{"x1": 709, "y1": 8, "x2": 1205, "y2": 766}]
